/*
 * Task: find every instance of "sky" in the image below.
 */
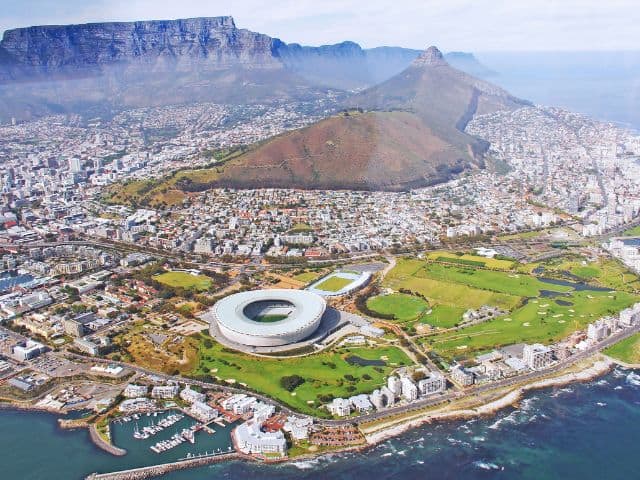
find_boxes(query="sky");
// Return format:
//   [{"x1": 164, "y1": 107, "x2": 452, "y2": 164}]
[{"x1": 1, "y1": 0, "x2": 639, "y2": 52}]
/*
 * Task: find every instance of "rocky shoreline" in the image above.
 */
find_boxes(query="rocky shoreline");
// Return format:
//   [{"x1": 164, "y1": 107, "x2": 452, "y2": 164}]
[{"x1": 363, "y1": 358, "x2": 615, "y2": 445}]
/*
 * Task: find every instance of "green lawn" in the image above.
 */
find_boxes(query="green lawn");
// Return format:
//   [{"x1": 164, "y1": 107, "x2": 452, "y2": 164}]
[
  {"x1": 426, "y1": 251, "x2": 515, "y2": 270},
  {"x1": 623, "y1": 225, "x2": 640, "y2": 237},
  {"x1": 252, "y1": 314, "x2": 289, "y2": 323},
  {"x1": 417, "y1": 263, "x2": 572, "y2": 297},
  {"x1": 314, "y1": 275, "x2": 353, "y2": 292},
  {"x1": 154, "y1": 271, "x2": 212, "y2": 291},
  {"x1": 605, "y1": 333, "x2": 640, "y2": 364},
  {"x1": 366, "y1": 293, "x2": 429, "y2": 321},
  {"x1": 293, "y1": 271, "x2": 323, "y2": 283},
  {"x1": 192, "y1": 337, "x2": 412, "y2": 416},
  {"x1": 419, "y1": 305, "x2": 465, "y2": 328}
]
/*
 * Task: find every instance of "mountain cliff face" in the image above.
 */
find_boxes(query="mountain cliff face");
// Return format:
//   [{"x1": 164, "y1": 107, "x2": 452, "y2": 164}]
[
  {"x1": 0, "y1": 17, "x2": 502, "y2": 121},
  {"x1": 0, "y1": 17, "x2": 282, "y2": 80}
]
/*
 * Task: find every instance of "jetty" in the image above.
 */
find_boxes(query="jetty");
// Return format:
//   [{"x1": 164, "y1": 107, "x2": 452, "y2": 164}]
[{"x1": 86, "y1": 452, "x2": 239, "y2": 480}]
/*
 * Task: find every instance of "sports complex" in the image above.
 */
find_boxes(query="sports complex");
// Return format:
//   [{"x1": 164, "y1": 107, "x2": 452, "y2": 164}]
[{"x1": 209, "y1": 289, "x2": 335, "y2": 350}]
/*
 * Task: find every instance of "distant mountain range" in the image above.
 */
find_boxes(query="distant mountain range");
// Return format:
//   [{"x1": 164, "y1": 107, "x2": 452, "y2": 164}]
[{"x1": 0, "y1": 16, "x2": 496, "y2": 120}]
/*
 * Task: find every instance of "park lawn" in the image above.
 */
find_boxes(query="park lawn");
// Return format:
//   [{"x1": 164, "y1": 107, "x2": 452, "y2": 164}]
[
  {"x1": 366, "y1": 293, "x2": 429, "y2": 321},
  {"x1": 293, "y1": 271, "x2": 324, "y2": 283},
  {"x1": 383, "y1": 260, "x2": 522, "y2": 311},
  {"x1": 419, "y1": 305, "x2": 465, "y2": 328},
  {"x1": 623, "y1": 225, "x2": 640, "y2": 236},
  {"x1": 154, "y1": 271, "x2": 212, "y2": 291},
  {"x1": 605, "y1": 333, "x2": 640, "y2": 364},
  {"x1": 416, "y1": 263, "x2": 572, "y2": 297},
  {"x1": 426, "y1": 251, "x2": 515, "y2": 270},
  {"x1": 314, "y1": 276, "x2": 353, "y2": 292},
  {"x1": 192, "y1": 338, "x2": 412, "y2": 416},
  {"x1": 426, "y1": 290, "x2": 639, "y2": 361}
]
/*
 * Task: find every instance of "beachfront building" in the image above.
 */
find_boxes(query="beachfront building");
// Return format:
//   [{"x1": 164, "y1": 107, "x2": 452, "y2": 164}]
[
  {"x1": 234, "y1": 421, "x2": 287, "y2": 456},
  {"x1": 451, "y1": 365, "x2": 475, "y2": 386},
  {"x1": 418, "y1": 371, "x2": 447, "y2": 396},
  {"x1": 587, "y1": 319, "x2": 611, "y2": 342},
  {"x1": 349, "y1": 394, "x2": 374, "y2": 413},
  {"x1": 619, "y1": 304, "x2": 640, "y2": 326},
  {"x1": 119, "y1": 397, "x2": 156, "y2": 412},
  {"x1": 283, "y1": 416, "x2": 313, "y2": 440},
  {"x1": 523, "y1": 344, "x2": 554, "y2": 370},
  {"x1": 151, "y1": 385, "x2": 179, "y2": 399},
  {"x1": 401, "y1": 376, "x2": 418, "y2": 402},
  {"x1": 189, "y1": 401, "x2": 219, "y2": 422},
  {"x1": 123, "y1": 384, "x2": 148, "y2": 398},
  {"x1": 387, "y1": 376, "x2": 402, "y2": 396},
  {"x1": 328, "y1": 398, "x2": 351, "y2": 417}
]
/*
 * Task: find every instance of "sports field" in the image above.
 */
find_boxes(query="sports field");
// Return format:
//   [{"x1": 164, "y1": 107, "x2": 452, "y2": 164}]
[
  {"x1": 314, "y1": 276, "x2": 354, "y2": 292},
  {"x1": 192, "y1": 335, "x2": 412, "y2": 415},
  {"x1": 366, "y1": 293, "x2": 429, "y2": 321},
  {"x1": 154, "y1": 271, "x2": 212, "y2": 291}
]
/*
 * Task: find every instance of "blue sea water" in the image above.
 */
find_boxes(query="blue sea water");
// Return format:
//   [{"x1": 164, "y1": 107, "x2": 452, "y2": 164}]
[
  {"x1": 2, "y1": 368, "x2": 640, "y2": 479},
  {"x1": 477, "y1": 51, "x2": 640, "y2": 131}
]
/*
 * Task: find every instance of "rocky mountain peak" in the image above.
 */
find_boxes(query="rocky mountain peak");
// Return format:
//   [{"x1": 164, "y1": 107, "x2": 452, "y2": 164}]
[{"x1": 412, "y1": 46, "x2": 448, "y2": 67}]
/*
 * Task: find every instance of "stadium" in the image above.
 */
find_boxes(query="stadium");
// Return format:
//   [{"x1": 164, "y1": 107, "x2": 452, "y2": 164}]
[{"x1": 210, "y1": 289, "x2": 327, "y2": 348}]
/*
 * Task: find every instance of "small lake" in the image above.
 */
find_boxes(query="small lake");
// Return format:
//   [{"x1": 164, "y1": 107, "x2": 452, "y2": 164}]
[
  {"x1": 539, "y1": 277, "x2": 611, "y2": 292},
  {"x1": 345, "y1": 355, "x2": 386, "y2": 367}
]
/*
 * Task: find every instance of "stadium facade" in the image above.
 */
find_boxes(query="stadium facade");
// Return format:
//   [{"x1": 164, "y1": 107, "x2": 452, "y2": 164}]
[{"x1": 211, "y1": 289, "x2": 326, "y2": 347}]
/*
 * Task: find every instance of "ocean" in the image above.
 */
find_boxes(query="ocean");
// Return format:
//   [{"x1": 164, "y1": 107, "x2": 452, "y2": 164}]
[
  {"x1": 2, "y1": 368, "x2": 640, "y2": 480},
  {"x1": 477, "y1": 51, "x2": 640, "y2": 131}
]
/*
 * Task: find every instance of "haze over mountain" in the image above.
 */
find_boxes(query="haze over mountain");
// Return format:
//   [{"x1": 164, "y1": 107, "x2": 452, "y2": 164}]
[
  {"x1": 147, "y1": 46, "x2": 529, "y2": 192},
  {"x1": 0, "y1": 16, "x2": 495, "y2": 121}
]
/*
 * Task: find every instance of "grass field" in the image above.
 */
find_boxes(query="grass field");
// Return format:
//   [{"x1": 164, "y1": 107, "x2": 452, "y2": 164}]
[
  {"x1": 623, "y1": 226, "x2": 640, "y2": 237},
  {"x1": 293, "y1": 271, "x2": 324, "y2": 283},
  {"x1": 426, "y1": 290, "x2": 639, "y2": 360},
  {"x1": 419, "y1": 305, "x2": 466, "y2": 328},
  {"x1": 426, "y1": 251, "x2": 515, "y2": 270},
  {"x1": 366, "y1": 293, "x2": 429, "y2": 322},
  {"x1": 154, "y1": 271, "x2": 212, "y2": 291},
  {"x1": 605, "y1": 333, "x2": 640, "y2": 364},
  {"x1": 252, "y1": 314, "x2": 289, "y2": 323},
  {"x1": 314, "y1": 276, "x2": 354, "y2": 292},
  {"x1": 192, "y1": 336, "x2": 412, "y2": 415}
]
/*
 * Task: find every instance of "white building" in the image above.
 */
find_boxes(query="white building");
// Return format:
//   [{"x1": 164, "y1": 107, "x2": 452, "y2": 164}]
[
  {"x1": 189, "y1": 401, "x2": 219, "y2": 422},
  {"x1": 12, "y1": 339, "x2": 46, "y2": 361},
  {"x1": 283, "y1": 416, "x2": 313, "y2": 440},
  {"x1": 451, "y1": 365, "x2": 474, "y2": 386},
  {"x1": 349, "y1": 394, "x2": 373, "y2": 413},
  {"x1": 180, "y1": 385, "x2": 206, "y2": 404},
  {"x1": 587, "y1": 319, "x2": 610, "y2": 342},
  {"x1": 387, "y1": 376, "x2": 402, "y2": 396},
  {"x1": 151, "y1": 385, "x2": 179, "y2": 399},
  {"x1": 234, "y1": 421, "x2": 287, "y2": 456},
  {"x1": 619, "y1": 304, "x2": 640, "y2": 326},
  {"x1": 418, "y1": 371, "x2": 446, "y2": 396},
  {"x1": 328, "y1": 398, "x2": 351, "y2": 417},
  {"x1": 401, "y1": 376, "x2": 418, "y2": 402},
  {"x1": 523, "y1": 344, "x2": 554, "y2": 370},
  {"x1": 123, "y1": 384, "x2": 148, "y2": 398}
]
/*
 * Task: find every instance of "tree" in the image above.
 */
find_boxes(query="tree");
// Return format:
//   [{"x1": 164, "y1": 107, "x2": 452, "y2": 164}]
[{"x1": 280, "y1": 375, "x2": 305, "y2": 392}]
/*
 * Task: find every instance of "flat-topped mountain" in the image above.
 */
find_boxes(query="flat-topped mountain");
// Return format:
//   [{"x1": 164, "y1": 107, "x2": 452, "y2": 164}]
[{"x1": 0, "y1": 17, "x2": 499, "y2": 120}]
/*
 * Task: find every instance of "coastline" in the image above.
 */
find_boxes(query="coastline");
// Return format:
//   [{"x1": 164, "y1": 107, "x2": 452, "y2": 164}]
[
  {"x1": 2, "y1": 355, "x2": 637, "y2": 480},
  {"x1": 362, "y1": 357, "x2": 615, "y2": 445}
]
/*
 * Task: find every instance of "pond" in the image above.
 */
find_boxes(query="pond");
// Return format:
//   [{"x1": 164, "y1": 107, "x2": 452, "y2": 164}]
[
  {"x1": 345, "y1": 355, "x2": 386, "y2": 367},
  {"x1": 538, "y1": 277, "x2": 611, "y2": 292}
]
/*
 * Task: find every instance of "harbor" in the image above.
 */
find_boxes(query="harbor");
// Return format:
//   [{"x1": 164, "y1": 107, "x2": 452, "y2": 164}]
[{"x1": 110, "y1": 410, "x2": 236, "y2": 466}]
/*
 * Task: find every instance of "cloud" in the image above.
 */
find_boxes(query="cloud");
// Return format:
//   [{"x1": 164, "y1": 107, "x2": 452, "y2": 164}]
[{"x1": 1, "y1": 0, "x2": 638, "y2": 51}]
